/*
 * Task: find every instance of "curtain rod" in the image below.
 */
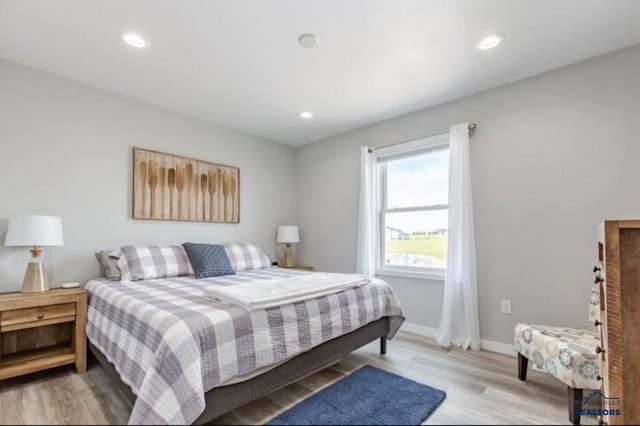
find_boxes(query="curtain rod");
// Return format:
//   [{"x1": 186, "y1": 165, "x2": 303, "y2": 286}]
[{"x1": 369, "y1": 123, "x2": 476, "y2": 153}]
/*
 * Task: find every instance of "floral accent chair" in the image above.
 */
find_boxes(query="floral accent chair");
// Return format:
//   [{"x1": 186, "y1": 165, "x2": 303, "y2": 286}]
[{"x1": 514, "y1": 282, "x2": 602, "y2": 425}]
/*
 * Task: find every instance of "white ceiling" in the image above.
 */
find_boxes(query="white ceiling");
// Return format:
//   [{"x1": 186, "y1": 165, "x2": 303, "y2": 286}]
[{"x1": 1, "y1": 1, "x2": 640, "y2": 146}]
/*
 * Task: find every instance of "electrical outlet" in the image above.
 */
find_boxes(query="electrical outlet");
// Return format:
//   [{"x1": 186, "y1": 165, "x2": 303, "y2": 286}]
[{"x1": 501, "y1": 299, "x2": 512, "y2": 315}]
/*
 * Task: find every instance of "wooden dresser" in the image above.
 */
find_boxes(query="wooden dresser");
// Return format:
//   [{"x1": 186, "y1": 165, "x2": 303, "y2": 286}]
[
  {"x1": 0, "y1": 288, "x2": 87, "y2": 380},
  {"x1": 597, "y1": 220, "x2": 640, "y2": 425}
]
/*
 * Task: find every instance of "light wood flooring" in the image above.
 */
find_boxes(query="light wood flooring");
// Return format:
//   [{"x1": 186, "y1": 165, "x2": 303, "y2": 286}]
[{"x1": 0, "y1": 331, "x2": 598, "y2": 425}]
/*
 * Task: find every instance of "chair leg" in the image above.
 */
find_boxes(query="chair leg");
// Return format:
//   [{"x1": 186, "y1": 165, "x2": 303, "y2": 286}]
[
  {"x1": 568, "y1": 386, "x2": 583, "y2": 425},
  {"x1": 517, "y1": 353, "x2": 528, "y2": 381},
  {"x1": 380, "y1": 336, "x2": 387, "y2": 355}
]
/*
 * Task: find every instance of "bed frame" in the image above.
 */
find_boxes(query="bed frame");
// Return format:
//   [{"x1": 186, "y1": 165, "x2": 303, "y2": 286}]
[{"x1": 89, "y1": 316, "x2": 391, "y2": 424}]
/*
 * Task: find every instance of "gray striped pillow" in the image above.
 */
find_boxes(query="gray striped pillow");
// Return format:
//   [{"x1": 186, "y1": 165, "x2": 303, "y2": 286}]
[{"x1": 118, "y1": 245, "x2": 193, "y2": 281}]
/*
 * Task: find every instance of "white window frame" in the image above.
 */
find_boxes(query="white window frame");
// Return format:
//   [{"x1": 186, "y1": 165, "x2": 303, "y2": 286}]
[{"x1": 375, "y1": 133, "x2": 449, "y2": 281}]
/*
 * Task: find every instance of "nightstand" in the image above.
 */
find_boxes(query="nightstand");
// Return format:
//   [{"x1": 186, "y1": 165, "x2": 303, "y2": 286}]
[
  {"x1": 289, "y1": 265, "x2": 314, "y2": 271},
  {"x1": 0, "y1": 288, "x2": 87, "y2": 380}
]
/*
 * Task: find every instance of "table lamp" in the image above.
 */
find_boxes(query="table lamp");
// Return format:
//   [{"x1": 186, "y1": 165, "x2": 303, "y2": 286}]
[
  {"x1": 276, "y1": 225, "x2": 300, "y2": 268},
  {"x1": 4, "y1": 215, "x2": 64, "y2": 292}
]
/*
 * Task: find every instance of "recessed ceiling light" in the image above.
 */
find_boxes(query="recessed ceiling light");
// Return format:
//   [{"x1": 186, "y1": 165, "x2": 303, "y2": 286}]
[
  {"x1": 476, "y1": 33, "x2": 504, "y2": 50},
  {"x1": 299, "y1": 111, "x2": 313, "y2": 119},
  {"x1": 121, "y1": 32, "x2": 147, "y2": 48},
  {"x1": 298, "y1": 34, "x2": 318, "y2": 49}
]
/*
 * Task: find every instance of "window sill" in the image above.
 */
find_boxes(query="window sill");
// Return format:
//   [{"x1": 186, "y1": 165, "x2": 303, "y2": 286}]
[{"x1": 375, "y1": 268, "x2": 445, "y2": 281}]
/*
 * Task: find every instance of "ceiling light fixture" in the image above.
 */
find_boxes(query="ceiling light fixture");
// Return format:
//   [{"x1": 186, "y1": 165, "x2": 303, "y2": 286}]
[
  {"x1": 121, "y1": 32, "x2": 147, "y2": 48},
  {"x1": 299, "y1": 111, "x2": 313, "y2": 119},
  {"x1": 476, "y1": 33, "x2": 504, "y2": 50},
  {"x1": 298, "y1": 34, "x2": 318, "y2": 49}
]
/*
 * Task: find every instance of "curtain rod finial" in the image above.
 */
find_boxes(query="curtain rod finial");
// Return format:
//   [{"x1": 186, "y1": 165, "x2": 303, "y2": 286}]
[{"x1": 468, "y1": 123, "x2": 477, "y2": 132}]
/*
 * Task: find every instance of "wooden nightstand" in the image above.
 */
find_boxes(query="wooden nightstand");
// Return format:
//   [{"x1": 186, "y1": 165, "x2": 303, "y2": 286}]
[
  {"x1": 0, "y1": 288, "x2": 87, "y2": 380},
  {"x1": 289, "y1": 265, "x2": 314, "y2": 271}
]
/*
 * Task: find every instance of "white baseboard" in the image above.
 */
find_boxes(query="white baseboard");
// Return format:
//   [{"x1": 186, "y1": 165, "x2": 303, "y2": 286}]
[
  {"x1": 400, "y1": 322, "x2": 515, "y2": 357},
  {"x1": 479, "y1": 339, "x2": 516, "y2": 356},
  {"x1": 400, "y1": 322, "x2": 439, "y2": 337}
]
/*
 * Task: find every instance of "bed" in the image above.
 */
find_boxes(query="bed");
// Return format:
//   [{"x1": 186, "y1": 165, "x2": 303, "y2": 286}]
[{"x1": 85, "y1": 267, "x2": 404, "y2": 425}]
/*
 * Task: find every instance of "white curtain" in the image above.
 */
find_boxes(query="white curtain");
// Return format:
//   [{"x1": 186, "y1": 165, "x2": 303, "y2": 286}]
[
  {"x1": 435, "y1": 123, "x2": 481, "y2": 350},
  {"x1": 356, "y1": 146, "x2": 378, "y2": 277}
]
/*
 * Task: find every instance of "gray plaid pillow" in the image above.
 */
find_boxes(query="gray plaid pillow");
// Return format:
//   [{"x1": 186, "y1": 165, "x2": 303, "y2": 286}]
[
  {"x1": 118, "y1": 245, "x2": 193, "y2": 281},
  {"x1": 222, "y1": 242, "x2": 270, "y2": 272}
]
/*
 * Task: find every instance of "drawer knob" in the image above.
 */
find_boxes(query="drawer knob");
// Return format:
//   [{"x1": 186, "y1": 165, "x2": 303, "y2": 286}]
[
  {"x1": 595, "y1": 345, "x2": 605, "y2": 354},
  {"x1": 593, "y1": 266, "x2": 601, "y2": 273},
  {"x1": 594, "y1": 320, "x2": 601, "y2": 327},
  {"x1": 37, "y1": 314, "x2": 44, "y2": 320}
]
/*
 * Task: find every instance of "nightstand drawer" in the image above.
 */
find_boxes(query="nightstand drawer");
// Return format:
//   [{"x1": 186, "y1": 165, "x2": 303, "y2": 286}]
[{"x1": 0, "y1": 303, "x2": 76, "y2": 332}]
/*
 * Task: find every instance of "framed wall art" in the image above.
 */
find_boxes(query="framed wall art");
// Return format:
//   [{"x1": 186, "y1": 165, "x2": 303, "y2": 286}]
[{"x1": 133, "y1": 148, "x2": 239, "y2": 223}]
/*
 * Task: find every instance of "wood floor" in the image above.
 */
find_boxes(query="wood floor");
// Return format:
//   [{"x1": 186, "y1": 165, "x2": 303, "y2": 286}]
[{"x1": 0, "y1": 331, "x2": 598, "y2": 425}]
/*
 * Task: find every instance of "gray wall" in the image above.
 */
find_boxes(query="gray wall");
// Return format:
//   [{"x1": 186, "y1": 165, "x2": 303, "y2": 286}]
[
  {"x1": 2, "y1": 44, "x2": 640, "y2": 345},
  {"x1": 294, "y1": 44, "x2": 640, "y2": 344},
  {"x1": 0, "y1": 59, "x2": 296, "y2": 292}
]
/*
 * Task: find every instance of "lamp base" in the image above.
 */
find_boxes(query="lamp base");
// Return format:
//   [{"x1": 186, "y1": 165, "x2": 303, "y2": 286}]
[
  {"x1": 282, "y1": 243, "x2": 295, "y2": 268},
  {"x1": 22, "y1": 261, "x2": 49, "y2": 293}
]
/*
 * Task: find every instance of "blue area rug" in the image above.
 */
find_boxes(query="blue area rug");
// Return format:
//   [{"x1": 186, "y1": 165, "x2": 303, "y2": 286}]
[{"x1": 267, "y1": 365, "x2": 446, "y2": 425}]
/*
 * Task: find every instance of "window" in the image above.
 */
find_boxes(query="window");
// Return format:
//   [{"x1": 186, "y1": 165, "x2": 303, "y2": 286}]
[{"x1": 377, "y1": 134, "x2": 449, "y2": 279}]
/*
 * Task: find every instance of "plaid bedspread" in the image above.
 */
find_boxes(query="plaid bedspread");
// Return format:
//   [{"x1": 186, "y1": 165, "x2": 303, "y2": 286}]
[{"x1": 85, "y1": 268, "x2": 404, "y2": 425}]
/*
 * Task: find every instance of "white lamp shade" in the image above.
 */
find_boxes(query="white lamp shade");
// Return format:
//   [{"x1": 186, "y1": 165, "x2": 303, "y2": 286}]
[
  {"x1": 276, "y1": 225, "x2": 300, "y2": 244},
  {"x1": 4, "y1": 215, "x2": 64, "y2": 247}
]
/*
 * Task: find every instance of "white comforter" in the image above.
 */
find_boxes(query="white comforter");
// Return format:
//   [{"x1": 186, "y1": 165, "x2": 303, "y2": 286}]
[{"x1": 203, "y1": 272, "x2": 370, "y2": 310}]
